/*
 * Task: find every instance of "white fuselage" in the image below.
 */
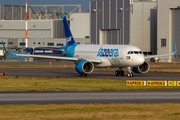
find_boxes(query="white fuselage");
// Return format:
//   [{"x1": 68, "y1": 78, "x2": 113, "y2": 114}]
[{"x1": 72, "y1": 44, "x2": 145, "y2": 67}]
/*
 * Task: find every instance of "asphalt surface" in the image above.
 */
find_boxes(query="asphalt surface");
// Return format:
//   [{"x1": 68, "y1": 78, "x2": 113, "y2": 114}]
[
  {"x1": 0, "y1": 68, "x2": 180, "y2": 80},
  {"x1": 0, "y1": 90, "x2": 180, "y2": 105}
]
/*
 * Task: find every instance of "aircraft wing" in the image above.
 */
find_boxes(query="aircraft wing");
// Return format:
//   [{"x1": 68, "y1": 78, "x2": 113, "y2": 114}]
[
  {"x1": 144, "y1": 41, "x2": 177, "y2": 59},
  {"x1": 144, "y1": 53, "x2": 175, "y2": 59},
  {"x1": 32, "y1": 47, "x2": 65, "y2": 52},
  {"x1": 16, "y1": 54, "x2": 79, "y2": 61},
  {"x1": 15, "y1": 54, "x2": 102, "y2": 63},
  {"x1": 1, "y1": 41, "x2": 102, "y2": 63}
]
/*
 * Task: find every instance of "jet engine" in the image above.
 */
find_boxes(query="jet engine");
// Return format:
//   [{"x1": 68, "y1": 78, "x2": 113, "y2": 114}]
[
  {"x1": 75, "y1": 61, "x2": 94, "y2": 75},
  {"x1": 132, "y1": 61, "x2": 150, "y2": 74}
]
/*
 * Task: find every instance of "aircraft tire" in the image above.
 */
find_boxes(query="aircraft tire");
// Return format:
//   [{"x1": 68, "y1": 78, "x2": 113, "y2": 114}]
[
  {"x1": 128, "y1": 73, "x2": 133, "y2": 77},
  {"x1": 115, "y1": 70, "x2": 120, "y2": 76},
  {"x1": 79, "y1": 74, "x2": 88, "y2": 77},
  {"x1": 79, "y1": 74, "x2": 83, "y2": 77},
  {"x1": 120, "y1": 70, "x2": 124, "y2": 76}
]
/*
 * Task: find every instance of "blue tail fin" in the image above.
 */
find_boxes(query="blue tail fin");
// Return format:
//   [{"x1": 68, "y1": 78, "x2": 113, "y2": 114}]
[
  {"x1": 62, "y1": 14, "x2": 76, "y2": 46},
  {"x1": 173, "y1": 41, "x2": 177, "y2": 53},
  {"x1": 1, "y1": 41, "x2": 8, "y2": 53}
]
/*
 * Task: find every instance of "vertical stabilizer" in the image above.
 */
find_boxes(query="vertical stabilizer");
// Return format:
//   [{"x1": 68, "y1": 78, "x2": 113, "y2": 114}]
[{"x1": 62, "y1": 14, "x2": 76, "y2": 46}]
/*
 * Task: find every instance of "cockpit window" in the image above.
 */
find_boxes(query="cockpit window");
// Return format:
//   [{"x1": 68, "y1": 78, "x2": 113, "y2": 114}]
[
  {"x1": 134, "y1": 51, "x2": 139, "y2": 54},
  {"x1": 139, "y1": 51, "x2": 142, "y2": 54},
  {"x1": 127, "y1": 51, "x2": 143, "y2": 54}
]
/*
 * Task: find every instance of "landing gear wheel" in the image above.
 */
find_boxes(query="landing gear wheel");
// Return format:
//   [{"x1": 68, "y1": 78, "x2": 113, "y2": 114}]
[
  {"x1": 128, "y1": 73, "x2": 133, "y2": 77},
  {"x1": 119, "y1": 70, "x2": 124, "y2": 76},
  {"x1": 115, "y1": 70, "x2": 120, "y2": 76},
  {"x1": 79, "y1": 74, "x2": 88, "y2": 77}
]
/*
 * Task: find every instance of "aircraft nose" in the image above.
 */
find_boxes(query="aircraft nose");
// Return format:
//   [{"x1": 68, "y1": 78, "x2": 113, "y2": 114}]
[{"x1": 137, "y1": 55, "x2": 145, "y2": 66}]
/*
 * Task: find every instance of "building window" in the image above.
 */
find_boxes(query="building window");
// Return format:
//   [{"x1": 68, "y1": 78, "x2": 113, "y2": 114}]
[
  {"x1": 38, "y1": 42, "x2": 41, "y2": 44},
  {"x1": 85, "y1": 36, "x2": 90, "y2": 38},
  {"x1": 57, "y1": 43, "x2": 64, "y2": 46},
  {"x1": 20, "y1": 42, "x2": 26, "y2": 46},
  {"x1": 43, "y1": 42, "x2": 45, "y2": 44},
  {"x1": 161, "y1": 39, "x2": 166, "y2": 47},
  {"x1": 47, "y1": 43, "x2": 54, "y2": 46},
  {"x1": 8, "y1": 42, "x2": 13, "y2": 45},
  {"x1": 0, "y1": 42, "x2": 6, "y2": 44},
  {"x1": 33, "y1": 42, "x2": 36, "y2": 44}
]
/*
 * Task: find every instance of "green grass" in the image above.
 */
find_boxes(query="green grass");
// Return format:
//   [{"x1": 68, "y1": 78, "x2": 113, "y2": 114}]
[
  {"x1": 0, "y1": 103, "x2": 180, "y2": 120},
  {"x1": 0, "y1": 76, "x2": 180, "y2": 91}
]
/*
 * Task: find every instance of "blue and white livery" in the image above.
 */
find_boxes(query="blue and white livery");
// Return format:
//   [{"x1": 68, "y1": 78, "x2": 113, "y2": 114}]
[{"x1": 1, "y1": 14, "x2": 177, "y2": 77}]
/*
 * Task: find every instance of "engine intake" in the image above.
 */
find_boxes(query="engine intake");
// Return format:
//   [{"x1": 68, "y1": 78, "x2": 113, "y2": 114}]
[
  {"x1": 75, "y1": 61, "x2": 94, "y2": 74},
  {"x1": 132, "y1": 61, "x2": 150, "y2": 74}
]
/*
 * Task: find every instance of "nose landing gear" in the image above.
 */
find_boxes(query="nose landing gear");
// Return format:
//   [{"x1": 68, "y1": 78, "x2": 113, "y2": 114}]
[{"x1": 127, "y1": 67, "x2": 133, "y2": 77}]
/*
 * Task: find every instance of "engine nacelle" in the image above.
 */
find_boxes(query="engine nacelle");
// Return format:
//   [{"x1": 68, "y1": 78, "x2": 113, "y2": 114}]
[
  {"x1": 132, "y1": 61, "x2": 150, "y2": 74},
  {"x1": 75, "y1": 61, "x2": 94, "y2": 74}
]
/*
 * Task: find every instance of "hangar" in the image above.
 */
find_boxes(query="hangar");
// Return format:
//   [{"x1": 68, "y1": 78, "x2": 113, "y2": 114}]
[
  {"x1": 0, "y1": 4, "x2": 90, "y2": 48},
  {"x1": 90, "y1": 0, "x2": 180, "y2": 62},
  {"x1": 157, "y1": 0, "x2": 180, "y2": 62},
  {"x1": 90, "y1": 0, "x2": 157, "y2": 56}
]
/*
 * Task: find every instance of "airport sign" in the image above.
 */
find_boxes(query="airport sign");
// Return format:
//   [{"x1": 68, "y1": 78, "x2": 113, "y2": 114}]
[
  {"x1": 126, "y1": 81, "x2": 146, "y2": 86},
  {"x1": 177, "y1": 81, "x2": 180, "y2": 86},
  {"x1": 147, "y1": 81, "x2": 167, "y2": 86},
  {"x1": 168, "y1": 81, "x2": 176, "y2": 86}
]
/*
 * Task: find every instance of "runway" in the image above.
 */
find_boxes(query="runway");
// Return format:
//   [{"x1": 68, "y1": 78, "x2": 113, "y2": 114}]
[
  {"x1": 0, "y1": 90, "x2": 180, "y2": 105},
  {"x1": 0, "y1": 68, "x2": 180, "y2": 80}
]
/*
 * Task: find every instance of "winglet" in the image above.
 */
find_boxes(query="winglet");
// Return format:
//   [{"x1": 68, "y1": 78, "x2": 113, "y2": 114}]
[
  {"x1": 173, "y1": 41, "x2": 177, "y2": 53},
  {"x1": 1, "y1": 41, "x2": 8, "y2": 53}
]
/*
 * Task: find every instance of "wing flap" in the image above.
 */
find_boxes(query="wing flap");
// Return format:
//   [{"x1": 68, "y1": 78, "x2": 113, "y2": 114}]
[{"x1": 16, "y1": 54, "x2": 79, "y2": 61}]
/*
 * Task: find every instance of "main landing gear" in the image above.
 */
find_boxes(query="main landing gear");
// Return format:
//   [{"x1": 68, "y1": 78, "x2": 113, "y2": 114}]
[
  {"x1": 79, "y1": 74, "x2": 87, "y2": 77},
  {"x1": 115, "y1": 68, "x2": 124, "y2": 76},
  {"x1": 115, "y1": 67, "x2": 133, "y2": 77}
]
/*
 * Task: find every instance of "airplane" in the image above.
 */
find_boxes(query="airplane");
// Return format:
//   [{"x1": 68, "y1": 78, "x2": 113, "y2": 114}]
[{"x1": 1, "y1": 14, "x2": 177, "y2": 77}]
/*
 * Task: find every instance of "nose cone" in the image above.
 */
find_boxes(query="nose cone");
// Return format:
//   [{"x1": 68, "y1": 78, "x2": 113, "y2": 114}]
[{"x1": 136, "y1": 55, "x2": 145, "y2": 66}]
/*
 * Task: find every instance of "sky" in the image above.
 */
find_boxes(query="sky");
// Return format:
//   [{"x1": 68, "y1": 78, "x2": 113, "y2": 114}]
[{"x1": 0, "y1": 0, "x2": 98, "y2": 11}]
